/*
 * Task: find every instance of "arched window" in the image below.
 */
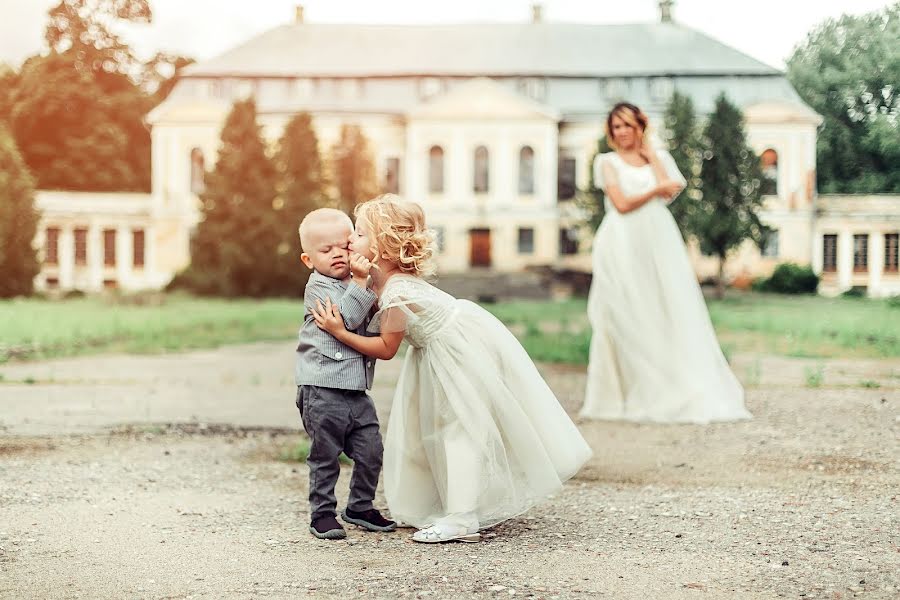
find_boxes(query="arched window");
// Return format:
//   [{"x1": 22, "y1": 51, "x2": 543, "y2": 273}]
[
  {"x1": 428, "y1": 146, "x2": 444, "y2": 194},
  {"x1": 760, "y1": 148, "x2": 778, "y2": 195},
  {"x1": 190, "y1": 147, "x2": 205, "y2": 194},
  {"x1": 473, "y1": 146, "x2": 489, "y2": 193},
  {"x1": 518, "y1": 146, "x2": 535, "y2": 195}
]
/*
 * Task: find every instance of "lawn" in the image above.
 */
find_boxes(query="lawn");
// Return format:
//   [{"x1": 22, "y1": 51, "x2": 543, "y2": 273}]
[
  {"x1": 1, "y1": 292, "x2": 897, "y2": 364},
  {"x1": 0, "y1": 293, "x2": 301, "y2": 362}
]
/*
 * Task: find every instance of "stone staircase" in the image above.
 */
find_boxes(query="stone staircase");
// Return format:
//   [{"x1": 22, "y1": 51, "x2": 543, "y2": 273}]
[{"x1": 432, "y1": 268, "x2": 592, "y2": 302}]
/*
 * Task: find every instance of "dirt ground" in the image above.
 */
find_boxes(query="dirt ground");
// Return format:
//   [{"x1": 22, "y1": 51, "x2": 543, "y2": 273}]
[{"x1": 0, "y1": 342, "x2": 898, "y2": 599}]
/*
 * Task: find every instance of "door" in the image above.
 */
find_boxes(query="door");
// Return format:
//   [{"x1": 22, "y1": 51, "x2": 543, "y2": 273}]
[{"x1": 469, "y1": 228, "x2": 492, "y2": 268}]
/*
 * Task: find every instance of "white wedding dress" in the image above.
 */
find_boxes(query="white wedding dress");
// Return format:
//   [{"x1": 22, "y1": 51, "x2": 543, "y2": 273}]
[
  {"x1": 372, "y1": 274, "x2": 592, "y2": 530},
  {"x1": 581, "y1": 151, "x2": 750, "y2": 423}
]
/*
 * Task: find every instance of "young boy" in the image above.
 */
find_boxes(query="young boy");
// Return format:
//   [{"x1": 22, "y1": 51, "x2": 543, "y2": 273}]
[{"x1": 295, "y1": 208, "x2": 396, "y2": 540}]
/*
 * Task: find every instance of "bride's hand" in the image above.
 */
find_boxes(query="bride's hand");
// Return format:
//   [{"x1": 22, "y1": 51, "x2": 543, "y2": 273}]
[
  {"x1": 637, "y1": 138, "x2": 656, "y2": 162},
  {"x1": 657, "y1": 179, "x2": 683, "y2": 199},
  {"x1": 313, "y1": 297, "x2": 345, "y2": 334}
]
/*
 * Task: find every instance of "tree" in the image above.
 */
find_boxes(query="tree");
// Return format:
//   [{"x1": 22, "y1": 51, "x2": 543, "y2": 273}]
[
  {"x1": 663, "y1": 90, "x2": 702, "y2": 239},
  {"x1": 0, "y1": 126, "x2": 40, "y2": 298},
  {"x1": 7, "y1": 52, "x2": 152, "y2": 191},
  {"x1": 330, "y1": 124, "x2": 378, "y2": 216},
  {"x1": 787, "y1": 2, "x2": 900, "y2": 193},
  {"x1": 270, "y1": 112, "x2": 327, "y2": 295},
  {"x1": 176, "y1": 98, "x2": 282, "y2": 297},
  {"x1": 45, "y1": 0, "x2": 152, "y2": 80},
  {"x1": 694, "y1": 94, "x2": 768, "y2": 299},
  {"x1": 2, "y1": 1, "x2": 190, "y2": 192}
]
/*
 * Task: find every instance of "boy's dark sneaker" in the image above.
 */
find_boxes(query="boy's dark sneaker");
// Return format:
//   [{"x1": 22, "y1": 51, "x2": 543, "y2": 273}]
[
  {"x1": 309, "y1": 514, "x2": 346, "y2": 540},
  {"x1": 341, "y1": 508, "x2": 397, "y2": 532}
]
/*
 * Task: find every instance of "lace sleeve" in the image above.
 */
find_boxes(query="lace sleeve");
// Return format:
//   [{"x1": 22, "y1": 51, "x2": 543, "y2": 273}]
[
  {"x1": 367, "y1": 279, "x2": 421, "y2": 335},
  {"x1": 592, "y1": 153, "x2": 620, "y2": 192},
  {"x1": 657, "y1": 149, "x2": 687, "y2": 203}
]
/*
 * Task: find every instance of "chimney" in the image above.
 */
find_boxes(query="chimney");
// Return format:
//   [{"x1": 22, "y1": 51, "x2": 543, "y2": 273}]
[
  {"x1": 532, "y1": 4, "x2": 543, "y2": 24},
  {"x1": 659, "y1": 0, "x2": 674, "y2": 23},
  {"x1": 295, "y1": 5, "x2": 304, "y2": 25}
]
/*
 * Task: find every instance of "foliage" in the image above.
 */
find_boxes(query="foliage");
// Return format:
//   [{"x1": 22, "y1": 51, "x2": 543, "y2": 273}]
[
  {"x1": 752, "y1": 263, "x2": 819, "y2": 294},
  {"x1": 174, "y1": 99, "x2": 283, "y2": 297},
  {"x1": 270, "y1": 112, "x2": 327, "y2": 295},
  {"x1": 0, "y1": 126, "x2": 40, "y2": 297},
  {"x1": 693, "y1": 94, "x2": 769, "y2": 298},
  {"x1": 663, "y1": 90, "x2": 702, "y2": 239},
  {"x1": 329, "y1": 124, "x2": 378, "y2": 216},
  {"x1": 787, "y1": 2, "x2": 900, "y2": 193}
]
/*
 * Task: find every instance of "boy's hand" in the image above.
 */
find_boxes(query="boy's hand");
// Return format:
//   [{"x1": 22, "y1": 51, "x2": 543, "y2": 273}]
[
  {"x1": 349, "y1": 251, "x2": 372, "y2": 287},
  {"x1": 313, "y1": 297, "x2": 346, "y2": 335}
]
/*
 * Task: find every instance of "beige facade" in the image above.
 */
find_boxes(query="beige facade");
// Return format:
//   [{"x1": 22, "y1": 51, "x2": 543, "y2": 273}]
[
  {"x1": 33, "y1": 191, "x2": 179, "y2": 293},
  {"x1": 29, "y1": 18, "x2": 899, "y2": 297}
]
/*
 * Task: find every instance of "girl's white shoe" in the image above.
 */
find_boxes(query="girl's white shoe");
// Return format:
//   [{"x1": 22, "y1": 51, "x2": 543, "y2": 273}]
[{"x1": 412, "y1": 524, "x2": 481, "y2": 544}]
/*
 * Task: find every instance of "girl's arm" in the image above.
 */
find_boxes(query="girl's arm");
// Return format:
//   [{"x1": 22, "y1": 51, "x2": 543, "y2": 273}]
[{"x1": 313, "y1": 298, "x2": 405, "y2": 360}]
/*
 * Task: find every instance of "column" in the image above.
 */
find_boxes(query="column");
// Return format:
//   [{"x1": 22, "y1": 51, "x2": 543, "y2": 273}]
[
  {"x1": 837, "y1": 229, "x2": 853, "y2": 291},
  {"x1": 88, "y1": 222, "x2": 103, "y2": 292},
  {"x1": 116, "y1": 224, "x2": 132, "y2": 290},
  {"x1": 870, "y1": 231, "x2": 884, "y2": 296},
  {"x1": 58, "y1": 225, "x2": 75, "y2": 290}
]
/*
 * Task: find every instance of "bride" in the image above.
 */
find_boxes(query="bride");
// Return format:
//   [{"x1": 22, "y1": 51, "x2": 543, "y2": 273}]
[{"x1": 581, "y1": 101, "x2": 750, "y2": 424}]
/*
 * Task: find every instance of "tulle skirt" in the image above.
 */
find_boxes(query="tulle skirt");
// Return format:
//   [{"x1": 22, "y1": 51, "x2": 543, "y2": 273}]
[
  {"x1": 384, "y1": 300, "x2": 593, "y2": 529},
  {"x1": 582, "y1": 201, "x2": 750, "y2": 423}
]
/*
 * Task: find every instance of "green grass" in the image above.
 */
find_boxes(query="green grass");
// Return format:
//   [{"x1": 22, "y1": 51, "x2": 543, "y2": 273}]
[
  {"x1": 485, "y1": 293, "x2": 900, "y2": 363},
  {"x1": 1, "y1": 292, "x2": 897, "y2": 365},
  {"x1": 0, "y1": 293, "x2": 301, "y2": 363},
  {"x1": 278, "y1": 438, "x2": 352, "y2": 465}
]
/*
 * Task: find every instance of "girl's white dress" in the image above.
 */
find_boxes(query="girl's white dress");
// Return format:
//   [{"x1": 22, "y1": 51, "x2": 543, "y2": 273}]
[
  {"x1": 582, "y1": 151, "x2": 750, "y2": 424},
  {"x1": 372, "y1": 274, "x2": 592, "y2": 530}
]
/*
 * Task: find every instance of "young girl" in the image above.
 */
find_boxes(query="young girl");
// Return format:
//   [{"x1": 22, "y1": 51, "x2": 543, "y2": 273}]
[{"x1": 312, "y1": 194, "x2": 592, "y2": 543}]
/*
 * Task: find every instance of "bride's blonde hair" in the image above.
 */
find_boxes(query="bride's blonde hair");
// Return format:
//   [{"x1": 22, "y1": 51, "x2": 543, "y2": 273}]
[
  {"x1": 605, "y1": 102, "x2": 650, "y2": 150},
  {"x1": 354, "y1": 194, "x2": 437, "y2": 277}
]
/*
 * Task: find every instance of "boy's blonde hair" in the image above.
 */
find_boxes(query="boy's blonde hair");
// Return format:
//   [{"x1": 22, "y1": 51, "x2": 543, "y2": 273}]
[
  {"x1": 297, "y1": 208, "x2": 353, "y2": 252},
  {"x1": 354, "y1": 194, "x2": 436, "y2": 277}
]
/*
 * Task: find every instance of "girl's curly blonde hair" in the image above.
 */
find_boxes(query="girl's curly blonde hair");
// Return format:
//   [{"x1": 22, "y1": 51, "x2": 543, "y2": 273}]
[{"x1": 354, "y1": 194, "x2": 437, "y2": 277}]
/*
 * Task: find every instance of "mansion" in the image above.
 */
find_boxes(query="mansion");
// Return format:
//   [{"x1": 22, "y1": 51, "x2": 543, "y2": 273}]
[{"x1": 33, "y1": 4, "x2": 900, "y2": 297}]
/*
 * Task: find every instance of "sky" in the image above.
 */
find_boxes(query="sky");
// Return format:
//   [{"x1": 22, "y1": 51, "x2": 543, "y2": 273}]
[{"x1": 0, "y1": 0, "x2": 892, "y2": 71}]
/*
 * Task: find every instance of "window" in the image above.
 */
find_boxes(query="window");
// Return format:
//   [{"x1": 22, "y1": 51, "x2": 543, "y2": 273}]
[
  {"x1": 74, "y1": 227, "x2": 87, "y2": 266},
  {"x1": 762, "y1": 230, "x2": 779, "y2": 258},
  {"x1": 559, "y1": 228, "x2": 578, "y2": 255},
  {"x1": 45, "y1": 277, "x2": 59, "y2": 288},
  {"x1": 294, "y1": 78, "x2": 313, "y2": 99},
  {"x1": 885, "y1": 233, "x2": 899, "y2": 272},
  {"x1": 649, "y1": 77, "x2": 674, "y2": 101},
  {"x1": 103, "y1": 229, "x2": 116, "y2": 267},
  {"x1": 822, "y1": 234, "x2": 837, "y2": 272},
  {"x1": 518, "y1": 228, "x2": 535, "y2": 254},
  {"x1": 474, "y1": 146, "x2": 490, "y2": 193},
  {"x1": 385, "y1": 157, "x2": 400, "y2": 194},
  {"x1": 518, "y1": 146, "x2": 535, "y2": 195},
  {"x1": 600, "y1": 78, "x2": 628, "y2": 100},
  {"x1": 45, "y1": 227, "x2": 59, "y2": 265},
  {"x1": 428, "y1": 146, "x2": 444, "y2": 194},
  {"x1": 133, "y1": 229, "x2": 145, "y2": 268},
  {"x1": 517, "y1": 77, "x2": 546, "y2": 101},
  {"x1": 190, "y1": 148, "x2": 205, "y2": 194},
  {"x1": 210, "y1": 79, "x2": 226, "y2": 99},
  {"x1": 853, "y1": 234, "x2": 869, "y2": 272},
  {"x1": 760, "y1": 149, "x2": 778, "y2": 196},
  {"x1": 557, "y1": 156, "x2": 576, "y2": 200}
]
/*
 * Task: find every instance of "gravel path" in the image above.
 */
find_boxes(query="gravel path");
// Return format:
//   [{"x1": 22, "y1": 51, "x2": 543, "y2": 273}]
[{"x1": 1, "y1": 343, "x2": 898, "y2": 599}]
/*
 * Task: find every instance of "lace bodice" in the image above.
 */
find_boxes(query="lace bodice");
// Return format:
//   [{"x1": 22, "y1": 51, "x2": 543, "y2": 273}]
[
  {"x1": 593, "y1": 150, "x2": 686, "y2": 212},
  {"x1": 370, "y1": 275, "x2": 459, "y2": 348}
]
